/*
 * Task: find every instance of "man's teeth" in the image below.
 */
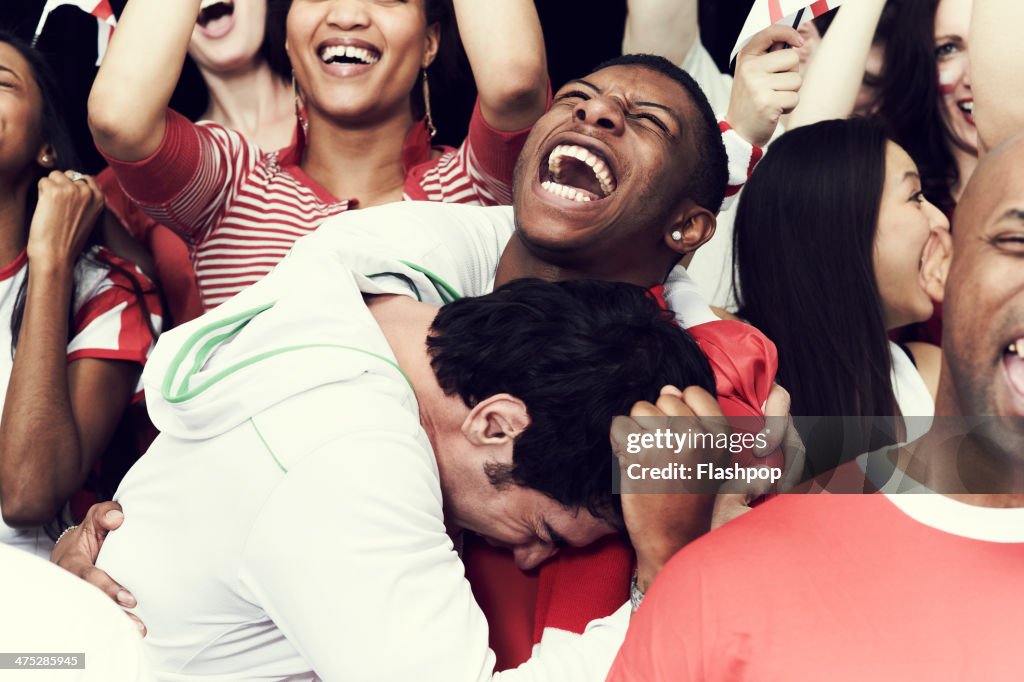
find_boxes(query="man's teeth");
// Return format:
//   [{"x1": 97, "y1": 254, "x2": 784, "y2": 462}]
[
  {"x1": 1010, "y1": 341, "x2": 1024, "y2": 359},
  {"x1": 200, "y1": 0, "x2": 223, "y2": 9},
  {"x1": 548, "y1": 144, "x2": 616, "y2": 196},
  {"x1": 541, "y1": 180, "x2": 592, "y2": 203},
  {"x1": 320, "y1": 45, "x2": 380, "y2": 65}
]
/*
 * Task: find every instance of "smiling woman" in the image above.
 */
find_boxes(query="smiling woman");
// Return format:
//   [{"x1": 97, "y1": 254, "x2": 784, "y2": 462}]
[
  {"x1": 87, "y1": 0, "x2": 549, "y2": 310},
  {"x1": 876, "y1": 0, "x2": 978, "y2": 216}
]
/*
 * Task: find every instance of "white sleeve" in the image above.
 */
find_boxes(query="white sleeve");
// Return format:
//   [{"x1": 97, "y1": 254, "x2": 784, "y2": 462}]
[
  {"x1": 680, "y1": 36, "x2": 733, "y2": 117},
  {"x1": 295, "y1": 202, "x2": 516, "y2": 303},
  {"x1": 238, "y1": 429, "x2": 627, "y2": 682},
  {"x1": 664, "y1": 265, "x2": 719, "y2": 328}
]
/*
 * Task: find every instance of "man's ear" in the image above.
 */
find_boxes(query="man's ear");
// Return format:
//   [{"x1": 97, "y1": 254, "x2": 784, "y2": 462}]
[
  {"x1": 461, "y1": 393, "x2": 531, "y2": 446},
  {"x1": 921, "y1": 227, "x2": 953, "y2": 303},
  {"x1": 664, "y1": 206, "x2": 717, "y2": 258}
]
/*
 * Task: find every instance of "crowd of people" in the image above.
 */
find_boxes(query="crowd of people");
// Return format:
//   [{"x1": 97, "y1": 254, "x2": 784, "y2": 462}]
[{"x1": 0, "y1": 0, "x2": 1022, "y2": 680}]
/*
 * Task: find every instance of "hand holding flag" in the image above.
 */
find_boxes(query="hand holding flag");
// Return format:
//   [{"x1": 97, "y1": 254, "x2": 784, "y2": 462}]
[
  {"x1": 731, "y1": 0, "x2": 845, "y2": 63},
  {"x1": 726, "y1": 24, "x2": 804, "y2": 148}
]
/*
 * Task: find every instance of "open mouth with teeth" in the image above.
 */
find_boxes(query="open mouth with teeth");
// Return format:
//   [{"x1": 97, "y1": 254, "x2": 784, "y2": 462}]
[
  {"x1": 198, "y1": 0, "x2": 233, "y2": 28},
  {"x1": 1004, "y1": 338, "x2": 1024, "y2": 403},
  {"x1": 957, "y1": 99, "x2": 975, "y2": 125},
  {"x1": 540, "y1": 144, "x2": 618, "y2": 204},
  {"x1": 319, "y1": 44, "x2": 382, "y2": 67}
]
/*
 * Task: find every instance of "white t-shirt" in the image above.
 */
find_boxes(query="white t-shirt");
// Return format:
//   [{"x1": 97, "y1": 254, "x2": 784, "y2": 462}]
[
  {"x1": 0, "y1": 247, "x2": 160, "y2": 559},
  {"x1": 680, "y1": 37, "x2": 789, "y2": 309},
  {"x1": 98, "y1": 252, "x2": 629, "y2": 681},
  {"x1": 0, "y1": 543, "x2": 153, "y2": 681},
  {"x1": 890, "y1": 341, "x2": 935, "y2": 423}
]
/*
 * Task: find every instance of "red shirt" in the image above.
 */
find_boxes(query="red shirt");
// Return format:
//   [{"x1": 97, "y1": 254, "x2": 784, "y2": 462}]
[{"x1": 608, "y1": 493, "x2": 1024, "y2": 681}]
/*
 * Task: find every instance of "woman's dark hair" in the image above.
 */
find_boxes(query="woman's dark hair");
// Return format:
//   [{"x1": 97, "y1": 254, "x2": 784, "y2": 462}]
[
  {"x1": 732, "y1": 119, "x2": 902, "y2": 469},
  {"x1": 411, "y1": 0, "x2": 464, "y2": 133},
  {"x1": 427, "y1": 278, "x2": 717, "y2": 526},
  {"x1": 874, "y1": 0, "x2": 957, "y2": 215}
]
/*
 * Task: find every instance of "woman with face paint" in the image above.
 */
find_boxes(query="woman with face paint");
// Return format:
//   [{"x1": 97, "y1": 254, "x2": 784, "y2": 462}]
[
  {"x1": 88, "y1": 0, "x2": 548, "y2": 312},
  {"x1": 868, "y1": 0, "x2": 975, "y2": 347},
  {"x1": 877, "y1": 0, "x2": 976, "y2": 215}
]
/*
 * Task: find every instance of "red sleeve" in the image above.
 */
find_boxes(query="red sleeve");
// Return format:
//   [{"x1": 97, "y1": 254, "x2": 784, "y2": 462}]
[
  {"x1": 688, "y1": 319, "x2": 786, "y2": 472},
  {"x1": 66, "y1": 249, "x2": 162, "y2": 367},
  {"x1": 688, "y1": 319, "x2": 777, "y2": 419},
  {"x1": 100, "y1": 109, "x2": 264, "y2": 245},
  {"x1": 406, "y1": 87, "x2": 552, "y2": 206},
  {"x1": 97, "y1": 167, "x2": 160, "y2": 243}
]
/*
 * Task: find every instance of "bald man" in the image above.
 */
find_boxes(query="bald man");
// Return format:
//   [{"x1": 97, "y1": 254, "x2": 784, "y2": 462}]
[{"x1": 605, "y1": 136, "x2": 1024, "y2": 681}]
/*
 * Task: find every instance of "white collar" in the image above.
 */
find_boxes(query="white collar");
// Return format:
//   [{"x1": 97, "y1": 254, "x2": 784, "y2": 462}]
[{"x1": 884, "y1": 493, "x2": 1024, "y2": 543}]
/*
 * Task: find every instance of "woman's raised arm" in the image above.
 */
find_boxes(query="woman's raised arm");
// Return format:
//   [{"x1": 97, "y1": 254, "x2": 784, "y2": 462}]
[{"x1": 88, "y1": 0, "x2": 203, "y2": 161}]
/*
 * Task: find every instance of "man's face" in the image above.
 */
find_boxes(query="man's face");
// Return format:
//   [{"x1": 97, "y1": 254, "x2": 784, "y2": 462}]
[
  {"x1": 459, "y1": 486, "x2": 617, "y2": 571},
  {"x1": 511, "y1": 65, "x2": 701, "y2": 270},
  {"x1": 943, "y1": 141, "x2": 1024, "y2": 426}
]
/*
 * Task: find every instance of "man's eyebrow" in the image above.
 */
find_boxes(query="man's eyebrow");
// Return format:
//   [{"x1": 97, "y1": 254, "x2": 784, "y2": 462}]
[
  {"x1": 635, "y1": 101, "x2": 672, "y2": 113},
  {"x1": 562, "y1": 79, "x2": 601, "y2": 94},
  {"x1": 561, "y1": 78, "x2": 680, "y2": 131},
  {"x1": 635, "y1": 100, "x2": 683, "y2": 128},
  {"x1": 543, "y1": 520, "x2": 569, "y2": 548}
]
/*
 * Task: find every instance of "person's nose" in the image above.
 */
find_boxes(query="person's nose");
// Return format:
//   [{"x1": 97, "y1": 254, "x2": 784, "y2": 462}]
[
  {"x1": 571, "y1": 95, "x2": 625, "y2": 136},
  {"x1": 512, "y1": 541, "x2": 559, "y2": 571},
  {"x1": 325, "y1": 0, "x2": 372, "y2": 31},
  {"x1": 924, "y1": 197, "x2": 951, "y2": 232}
]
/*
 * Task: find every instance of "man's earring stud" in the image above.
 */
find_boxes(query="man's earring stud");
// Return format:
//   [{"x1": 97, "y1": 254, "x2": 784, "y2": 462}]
[{"x1": 671, "y1": 230, "x2": 683, "y2": 241}]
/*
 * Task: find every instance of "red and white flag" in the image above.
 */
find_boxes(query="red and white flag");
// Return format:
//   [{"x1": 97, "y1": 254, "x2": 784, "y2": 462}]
[
  {"x1": 33, "y1": 0, "x2": 117, "y2": 65},
  {"x1": 730, "y1": 0, "x2": 844, "y2": 61}
]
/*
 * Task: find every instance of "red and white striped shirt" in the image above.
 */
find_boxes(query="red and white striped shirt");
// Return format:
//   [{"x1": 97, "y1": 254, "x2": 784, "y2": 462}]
[{"x1": 104, "y1": 102, "x2": 531, "y2": 309}]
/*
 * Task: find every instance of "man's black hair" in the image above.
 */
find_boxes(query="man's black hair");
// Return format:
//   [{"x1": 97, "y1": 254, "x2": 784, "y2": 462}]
[
  {"x1": 427, "y1": 278, "x2": 717, "y2": 525},
  {"x1": 592, "y1": 53, "x2": 729, "y2": 214}
]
